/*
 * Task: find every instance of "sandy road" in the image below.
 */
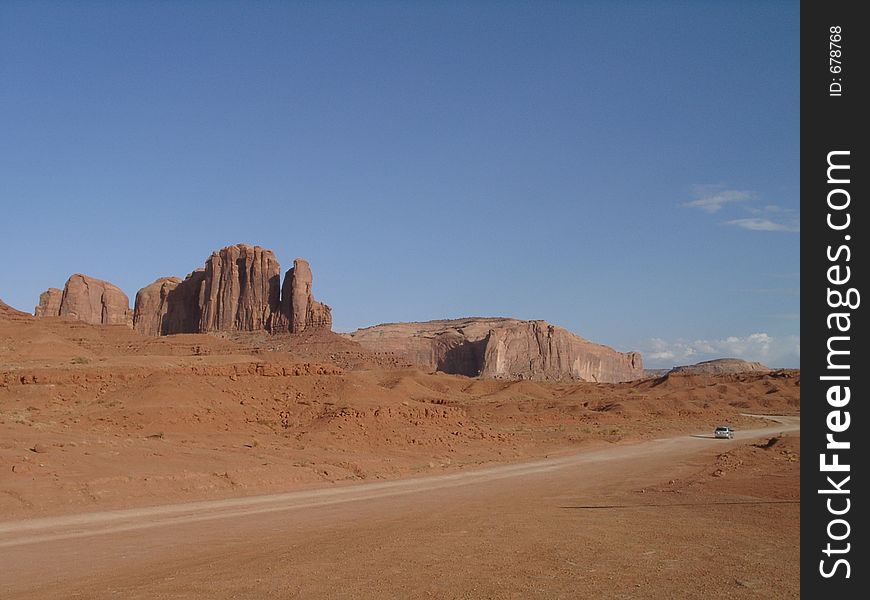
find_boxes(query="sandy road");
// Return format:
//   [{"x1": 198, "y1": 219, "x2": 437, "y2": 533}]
[{"x1": 0, "y1": 416, "x2": 799, "y2": 599}]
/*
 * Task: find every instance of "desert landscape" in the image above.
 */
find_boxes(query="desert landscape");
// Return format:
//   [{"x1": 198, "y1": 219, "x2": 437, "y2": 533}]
[
  {"x1": 2, "y1": 2, "x2": 802, "y2": 596},
  {"x1": 0, "y1": 243, "x2": 799, "y2": 598}
]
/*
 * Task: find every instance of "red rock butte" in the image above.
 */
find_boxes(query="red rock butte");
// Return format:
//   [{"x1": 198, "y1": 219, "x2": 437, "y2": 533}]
[
  {"x1": 132, "y1": 244, "x2": 332, "y2": 336},
  {"x1": 34, "y1": 274, "x2": 133, "y2": 327},
  {"x1": 32, "y1": 244, "x2": 332, "y2": 337}
]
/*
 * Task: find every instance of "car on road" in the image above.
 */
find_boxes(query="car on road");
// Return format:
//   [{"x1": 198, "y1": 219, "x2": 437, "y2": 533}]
[{"x1": 714, "y1": 426, "x2": 734, "y2": 439}]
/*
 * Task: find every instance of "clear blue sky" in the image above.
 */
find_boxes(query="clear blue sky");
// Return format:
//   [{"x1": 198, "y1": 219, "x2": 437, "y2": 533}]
[{"x1": 0, "y1": 1, "x2": 799, "y2": 368}]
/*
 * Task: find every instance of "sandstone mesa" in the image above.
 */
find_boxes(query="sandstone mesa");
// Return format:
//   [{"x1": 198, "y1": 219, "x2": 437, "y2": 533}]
[
  {"x1": 668, "y1": 358, "x2": 771, "y2": 375},
  {"x1": 345, "y1": 317, "x2": 643, "y2": 383}
]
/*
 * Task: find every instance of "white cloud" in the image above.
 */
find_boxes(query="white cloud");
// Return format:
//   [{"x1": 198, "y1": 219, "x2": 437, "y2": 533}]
[
  {"x1": 724, "y1": 217, "x2": 800, "y2": 233},
  {"x1": 682, "y1": 187, "x2": 753, "y2": 213},
  {"x1": 683, "y1": 185, "x2": 800, "y2": 233},
  {"x1": 640, "y1": 332, "x2": 800, "y2": 369}
]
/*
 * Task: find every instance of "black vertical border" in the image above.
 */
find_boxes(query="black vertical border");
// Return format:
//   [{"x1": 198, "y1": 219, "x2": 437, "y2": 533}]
[{"x1": 802, "y1": 1, "x2": 867, "y2": 596}]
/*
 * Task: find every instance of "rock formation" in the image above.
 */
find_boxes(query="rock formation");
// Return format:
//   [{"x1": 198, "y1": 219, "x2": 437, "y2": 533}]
[
  {"x1": 668, "y1": 358, "x2": 771, "y2": 376},
  {"x1": 1, "y1": 298, "x2": 32, "y2": 321},
  {"x1": 344, "y1": 318, "x2": 643, "y2": 383},
  {"x1": 33, "y1": 275, "x2": 132, "y2": 327},
  {"x1": 61, "y1": 275, "x2": 132, "y2": 327},
  {"x1": 132, "y1": 244, "x2": 331, "y2": 336},
  {"x1": 278, "y1": 259, "x2": 333, "y2": 333},
  {"x1": 132, "y1": 277, "x2": 176, "y2": 334},
  {"x1": 34, "y1": 288, "x2": 63, "y2": 318},
  {"x1": 132, "y1": 277, "x2": 181, "y2": 336},
  {"x1": 197, "y1": 245, "x2": 282, "y2": 333},
  {"x1": 480, "y1": 320, "x2": 643, "y2": 382}
]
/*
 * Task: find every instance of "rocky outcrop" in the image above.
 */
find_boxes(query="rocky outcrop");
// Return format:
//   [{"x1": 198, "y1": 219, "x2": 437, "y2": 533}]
[
  {"x1": 132, "y1": 244, "x2": 331, "y2": 336},
  {"x1": 34, "y1": 275, "x2": 133, "y2": 327},
  {"x1": 133, "y1": 271, "x2": 208, "y2": 336},
  {"x1": 133, "y1": 277, "x2": 177, "y2": 336},
  {"x1": 1, "y1": 298, "x2": 32, "y2": 321},
  {"x1": 278, "y1": 259, "x2": 333, "y2": 333},
  {"x1": 668, "y1": 358, "x2": 771, "y2": 376},
  {"x1": 198, "y1": 245, "x2": 282, "y2": 333},
  {"x1": 133, "y1": 277, "x2": 181, "y2": 336},
  {"x1": 34, "y1": 288, "x2": 63, "y2": 318},
  {"x1": 61, "y1": 275, "x2": 133, "y2": 327},
  {"x1": 345, "y1": 318, "x2": 643, "y2": 383},
  {"x1": 480, "y1": 320, "x2": 643, "y2": 382}
]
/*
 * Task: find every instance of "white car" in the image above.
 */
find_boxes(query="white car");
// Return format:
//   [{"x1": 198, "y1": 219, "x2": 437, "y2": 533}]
[{"x1": 714, "y1": 426, "x2": 734, "y2": 439}]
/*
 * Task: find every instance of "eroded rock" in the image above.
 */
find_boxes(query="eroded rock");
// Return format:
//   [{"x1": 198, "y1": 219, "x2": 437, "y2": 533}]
[
  {"x1": 132, "y1": 245, "x2": 331, "y2": 336},
  {"x1": 345, "y1": 318, "x2": 643, "y2": 383},
  {"x1": 198, "y1": 245, "x2": 282, "y2": 333},
  {"x1": 35, "y1": 275, "x2": 132, "y2": 327},
  {"x1": 278, "y1": 258, "x2": 332, "y2": 333},
  {"x1": 34, "y1": 288, "x2": 63, "y2": 317}
]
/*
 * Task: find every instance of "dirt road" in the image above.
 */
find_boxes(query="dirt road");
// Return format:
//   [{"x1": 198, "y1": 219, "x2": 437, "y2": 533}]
[{"x1": 0, "y1": 417, "x2": 799, "y2": 599}]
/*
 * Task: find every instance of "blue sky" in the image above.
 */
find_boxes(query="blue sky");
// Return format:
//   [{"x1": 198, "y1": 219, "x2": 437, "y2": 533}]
[{"x1": 0, "y1": 1, "x2": 799, "y2": 368}]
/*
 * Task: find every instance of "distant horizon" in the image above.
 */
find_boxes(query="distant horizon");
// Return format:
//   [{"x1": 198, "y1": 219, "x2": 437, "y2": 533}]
[
  {"x1": 4, "y1": 239, "x2": 793, "y2": 370},
  {"x1": 0, "y1": 2, "x2": 799, "y2": 369}
]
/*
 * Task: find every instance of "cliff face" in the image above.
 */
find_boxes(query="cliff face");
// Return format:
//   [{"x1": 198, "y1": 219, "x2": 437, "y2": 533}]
[
  {"x1": 345, "y1": 318, "x2": 643, "y2": 383},
  {"x1": 197, "y1": 245, "x2": 282, "y2": 333},
  {"x1": 288, "y1": 259, "x2": 332, "y2": 332},
  {"x1": 132, "y1": 244, "x2": 331, "y2": 336},
  {"x1": 34, "y1": 275, "x2": 132, "y2": 327},
  {"x1": 480, "y1": 320, "x2": 643, "y2": 383},
  {"x1": 134, "y1": 270, "x2": 209, "y2": 336},
  {"x1": 35, "y1": 288, "x2": 63, "y2": 318},
  {"x1": 273, "y1": 258, "x2": 333, "y2": 333}
]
